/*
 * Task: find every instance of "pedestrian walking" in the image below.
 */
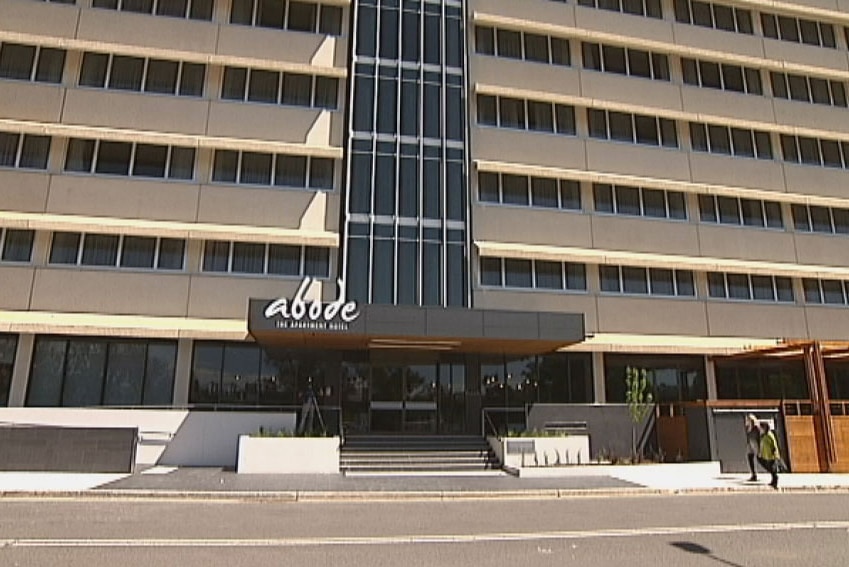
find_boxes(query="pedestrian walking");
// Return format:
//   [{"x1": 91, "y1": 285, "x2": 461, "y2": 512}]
[
  {"x1": 745, "y1": 413, "x2": 761, "y2": 481},
  {"x1": 757, "y1": 421, "x2": 781, "y2": 489}
]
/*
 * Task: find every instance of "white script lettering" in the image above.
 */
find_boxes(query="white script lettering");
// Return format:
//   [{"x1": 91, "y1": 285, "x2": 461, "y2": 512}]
[{"x1": 264, "y1": 277, "x2": 360, "y2": 324}]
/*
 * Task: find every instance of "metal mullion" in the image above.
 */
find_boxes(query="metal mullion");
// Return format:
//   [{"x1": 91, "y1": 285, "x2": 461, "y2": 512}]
[
  {"x1": 263, "y1": 243, "x2": 270, "y2": 275},
  {"x1": 91, "y1": 140, "x2": 102, "y2": 174},
  {"x1": 116, "y1": 234, "x2": 125, "y2": 268},
  {"x1": 128, "y1": 142, "x2": 138, "y2": 176},
  {"x1": 278, "y1": 71, "x2": 285, "y2": 105},
  {"x1": 441, "y1": 3, "x2": 449, "y2": 307},
  {"x1": 14, "y1": 134, "x2": 24, "y2": 168},
  {"x1": 235, "y1": 151, "x2": 243, "y2": 184},
  {"x1": 153, "y1": 237, "x2": 161, "y2": 270},
  {"x1": 104, "y1": 54, "x2": 115, "y2": 90},
  {"x1": 163, "y1": 146, "x2": 173, "y2": 180},
  {"x1": 76, "y1": 233, "x2": 86, "y2": 265},
  {"x1": 227, "y1": 241, "x2": 235, "y2": 273},
  {"x1": 175, "y1": 62, "x2": 184, "y2": 96},
  {"x1": 31, "y1": 47, "x2": 41, "y2": 82},
  {"x1": 417, "y1": 1, "x2": 425, "y2": 307}
]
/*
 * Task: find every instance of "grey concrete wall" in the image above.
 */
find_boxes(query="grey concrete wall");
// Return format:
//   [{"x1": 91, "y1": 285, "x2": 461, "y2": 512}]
[
  {"x1": 710, "y1": 408, "x2": 786, "y2": 473},
  {"x1": 0, "y1": 426, "x2": 136, "y2": 473},
  {"x1": 526, "y1": 404, "x2": 653, "y2": 461}
]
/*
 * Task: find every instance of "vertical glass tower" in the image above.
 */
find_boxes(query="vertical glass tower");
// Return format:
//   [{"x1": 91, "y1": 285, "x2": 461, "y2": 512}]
[{"x1": 343, "y1": 0, "x2": 469, "y2": 307}]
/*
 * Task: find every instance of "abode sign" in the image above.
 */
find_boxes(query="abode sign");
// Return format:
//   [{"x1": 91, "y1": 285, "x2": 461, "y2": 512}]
[{"x1": 263, "y1": 277, "x2": 359, "y2": 331}]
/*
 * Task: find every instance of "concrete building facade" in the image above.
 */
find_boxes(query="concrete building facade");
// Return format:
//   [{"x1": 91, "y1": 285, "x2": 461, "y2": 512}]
[{"x1": 2, "y1": 0, "x2": 849, "y2": 472}]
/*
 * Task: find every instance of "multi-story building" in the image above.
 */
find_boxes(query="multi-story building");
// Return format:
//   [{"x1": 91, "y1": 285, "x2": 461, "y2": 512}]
[{"x1": 2, "y1": 0, "x2": 849, "y2": 472}]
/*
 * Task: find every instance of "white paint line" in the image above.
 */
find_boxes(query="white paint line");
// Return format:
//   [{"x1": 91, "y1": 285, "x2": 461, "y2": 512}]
[{"x1": 2, "y1": 521, "x2": 848, "y2": 548}]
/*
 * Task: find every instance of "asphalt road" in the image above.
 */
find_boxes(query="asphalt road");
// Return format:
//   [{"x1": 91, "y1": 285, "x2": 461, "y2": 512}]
[{"x1": 1, "y1": 492, "x2": 847, "y2": 566}]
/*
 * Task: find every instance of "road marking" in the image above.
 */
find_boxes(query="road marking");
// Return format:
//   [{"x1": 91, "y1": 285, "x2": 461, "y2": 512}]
[{"x1": 2, "y1": 521, "x2": 848, "y2": 548}]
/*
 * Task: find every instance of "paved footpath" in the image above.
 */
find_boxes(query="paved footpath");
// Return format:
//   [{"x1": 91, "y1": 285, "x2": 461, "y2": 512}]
[{"x1": 2, "y1": 464, "x2": 849, "y2": 500}]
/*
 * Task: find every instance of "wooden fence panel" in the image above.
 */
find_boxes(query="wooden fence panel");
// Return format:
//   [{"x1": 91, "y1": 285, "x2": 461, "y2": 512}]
[
  {"x1": 832, "y1": 417, "x2": 849, "y2": 473},
  {"x1": 784, "y1": 416, "x2": 822, "y2": 472}
]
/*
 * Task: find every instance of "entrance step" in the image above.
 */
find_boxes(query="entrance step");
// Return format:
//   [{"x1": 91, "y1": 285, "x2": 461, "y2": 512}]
[{"x1": 341, "y1": 435, "x2": 501, "y2": 475}]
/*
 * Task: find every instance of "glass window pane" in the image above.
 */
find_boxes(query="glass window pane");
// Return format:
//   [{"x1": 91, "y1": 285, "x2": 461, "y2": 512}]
[
  {"x1": 95, "y1": 141, "x2": 132, "y2": 175},
  {"x1": 157, "y1": 239, "x2": 185, "y2": 270},
  {"x1": 622, "y1": 266, "x2": 648, "y2": 294},
  {"x1": 566, "y1": 263, "x2": 586, "y2": 290},
  {"x1": 120, "y1": 236, "x2": 156, "y2": 268},
  {"x1": 65, "y1": 139, "x2": 95, "y2": 172},
  {"x1": 267, "y1": 244, "x2": 301, "y2": 275},
  {"x1": 27, "y1": 338, "x2": 67, "y2": 407},
  {"x1": 504, "y1": 258, "x2": 532, "y2": 288},
  {"x1": 319, "y1": 6, "x2": 343, "y2": 35},
  {"x1": 221, "y1": 67, "x2": 247, "y2": 100},
  {"x1": 143, "y1": 343, "x2": 177, "y2": 405},
  {"x1": 35, "y1": 48, "x2": 65, "y2": 83},
  {"x1": 132, "y1": 144, "x2": 168, "y2": 177},
  {"x1": 202, "y1": 240, "x2": 230, "y2": 272},
  {"x1": 168, "y1": 147, "x2": 195, "y2": 180},
  {"x1": 0, "y1": 43, "x2": 35, "y2": 80},
  {"x1": 727, "y1": 273, "x2": 751, "y2": 300},
  {"x1": 81, "y1": 234, "x2": 119, "y2": 266},
  {"x1": 248, "y1": 69, "x2": 279, "y2": 103},
  {"x1": 314, "y1": 76, "x2": 338, "y2": 109},
  {"x1": 49, "y1": 232, "x2": 81, "y2": 264},
  {"x1": 501, "y1": 174, "x2": 529, "y2": 205},
  {"x1": 536, "y1": 261, "x2": 563, "y2": 289},
  {"x1": 257, "y1": 0, "x2": 285, "y2": 28},
  {"x1": 108, "y1": 56, "x2": 144, "y2": 90},
  {"x1": 288, "y1": 1, "x2": 317, "y2": 32},
  {"x1": 179, "y1": 63, "x2": 205, "y2": 96},
  {"x1": 309, "y1": 157, "x2": 334, "y2": 190},
  {"x1": 2, "y1": 229, "x2": 34, "y2": 262},
  {"x1": 103, "y1": 342, "x2": 145, "y2": 405},
  {"x1": 231, "y1": 242, "x2": 265, "y2": 273},
  {"x1": 240, "y1": 152, "x2": 272, "y2": 185},
  {"x1": 63, "y1": 341, "x2": 106, "y2": 406},
  {"x1": 144, "y1": 59, "x2": 178, "y2": 94},
  {"x1": 531, "y1": 177, "x2": 558, "y2": 208},
  {"x1": 480, "y1": 257, "x2": 502, "y2": 286},
  {"x1": 275, "y1": 155, "x2": 307, "y2": 187},
  {"x1": 212, "y1": 150, "x2": 238, "y2": 183},
  {"x1": 19, "y1": 135, "x2": 51, "y2": 169},
  {"x1": 282, "y1": 73, "x2": 312, "y2": 106},
  {"x1": 649, "y1": 268, "x2": 674, "y2": 295}
]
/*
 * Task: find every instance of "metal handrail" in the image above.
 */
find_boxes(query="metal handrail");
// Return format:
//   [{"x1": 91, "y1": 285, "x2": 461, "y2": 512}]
[{"x1": 481, "y1": 407, "x2": 527, "y2": 437}]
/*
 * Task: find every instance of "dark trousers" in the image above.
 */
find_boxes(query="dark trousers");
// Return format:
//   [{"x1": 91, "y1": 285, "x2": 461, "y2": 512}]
[
  {"x1": 757, "y1": 457, "x2": 779, "y2": 486},
  {"x1": 746, "y1": 453, "x2": 758, "y2": 477}
]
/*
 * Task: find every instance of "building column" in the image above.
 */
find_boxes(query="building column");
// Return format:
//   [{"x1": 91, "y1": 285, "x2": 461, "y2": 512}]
[
  {"x1": 172, "y1": 338, "x2": 193, "y2": 405},
  {"x1": 705, "y1": 356, "x2": 717, "y2": 400},
  {"x1": 592, "y1": 352, "x2": 606, "y2": 404},
  {"x1": 8, "y1": 334, "x2": 35, "y2": 407}
]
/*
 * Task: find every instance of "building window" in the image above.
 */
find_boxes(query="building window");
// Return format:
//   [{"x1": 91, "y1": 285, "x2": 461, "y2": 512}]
[
  {"x1": 600, "y1": 265, "x2": 695, "y2": 297},
  {"x1": 476, "y1": 95, "x2": 576, "y2": 136},
  {"x1": 0, "y1": 132, "x2": 51, "y2": 170},
  {"x1": 475, "y1": 26, "x2": 571, "y2": 67},
  {"x1": 673, "y1": 0, "x2": 753, "y2": 34},
  {"x1": 0, "y1": 42, "x2": 65, "y2": 84},
  {"x1": 79, "y1": 52, "x2": 205, "y2": 97},
  {"x1": 682, "y1": 58, "x2": 762, "y2": 95},
  {"x1": 201, "y1": 241, "x2": 331, "y2": 277},
  {"x1": 771, "y1": 72, "x2": 847, "y2": 108},
  {"x1": 715, "y1": 359, "x2": 808, "y2": 400},
  {"x1": 707, "y1": 272, "x2": 794, "y2": 302},
  {"x1": 576, "y1": 0, "x2": 662, "y2": 19},
  {"x1": 211, "y1": 150, "x2": 334, "y2": 189},
  {"x1": 761, "y1": 13, "x2": 836, "y2": 48},
  {"x1": 64, "y1": 139, "x2": 195, "y2": 179},
  {"x1": 0, "y1": 334, "x2": 18, "y2": 407},
  {"x1": 593, "y1": 183, "x2": 687, "y2": 219},
  {"x1": 792, "y1": 204, "x2": 849, "y2": 235},
  {"x1": 0, "y1": 229, "x2": 35, "y2": 263},
  {"x1": 582, "y1": 43, "x2": 669, "y2": 81},
  {"x1": 48, "y1": 232, "x2": 185, "y2": 270},
  {"x1": 605, "y1": 354, "x2": 706, "y2": 403},
  {"x1": 780, "y1": 134, "x2": 849, "y2": 169},
  {"x1": 221, "y1": 66, "x2": 337, "y2": 109},
  {"x1": 588, "y1": 109, "x2": 678, "y2": 148},
  {"x1": 699, "y1": 195, "x2": 783, "y2": 229},
  {"x1": 26, "y1": 336, "x2": 177, "y2": 407},
  {"x1": 230, "y1": 0, "x2": 343, "y2": 35},
  {"x1": 37, "y1": 0, "x2": 76, "y2": 3},
  {"x1": 803, "y1": 278, "x2": 849, "y2": 305},
  {"x1": 91, "y1": 0, "x2": 214, "y2": 21},
  {"x1": 690, "y1": 122, "x2": 772, "y2": 159},
  {"x1": 480, "y1": 257, "x2": 587, "y2": 291},
  {"x1": 478, "y1": 172, "x2": 581, "y2": 211}
]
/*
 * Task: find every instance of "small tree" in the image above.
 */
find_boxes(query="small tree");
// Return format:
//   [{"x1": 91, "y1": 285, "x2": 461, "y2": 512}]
[{"x1": 625, "y1": 367, "x2": 654, "y2": 462}]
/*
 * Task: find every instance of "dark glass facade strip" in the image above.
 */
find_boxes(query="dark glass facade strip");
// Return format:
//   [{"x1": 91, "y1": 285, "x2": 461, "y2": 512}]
[{"x1": 343, "y1": 0, "x2": 469, "y2": 307}]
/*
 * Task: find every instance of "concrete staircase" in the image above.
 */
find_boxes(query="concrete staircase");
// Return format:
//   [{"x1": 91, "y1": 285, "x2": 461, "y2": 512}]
[{"x1": 340, "y1": 435, "x2": 502, "y2": 475}]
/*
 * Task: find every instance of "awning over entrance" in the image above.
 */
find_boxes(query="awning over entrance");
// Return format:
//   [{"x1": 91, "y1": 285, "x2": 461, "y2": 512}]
[{"x1": 248, "y1": 300, "x2": 585, "y2": 356}]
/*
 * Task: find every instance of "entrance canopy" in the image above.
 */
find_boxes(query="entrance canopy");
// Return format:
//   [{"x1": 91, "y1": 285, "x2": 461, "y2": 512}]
[{"x1": 248, "y1": 301, "x2": 585, "y2": 356}]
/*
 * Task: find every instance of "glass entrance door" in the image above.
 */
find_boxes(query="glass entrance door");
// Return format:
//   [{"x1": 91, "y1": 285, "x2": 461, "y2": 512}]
[{"x1": 370, "y1": 364, "x2": 437, "y2": 433}]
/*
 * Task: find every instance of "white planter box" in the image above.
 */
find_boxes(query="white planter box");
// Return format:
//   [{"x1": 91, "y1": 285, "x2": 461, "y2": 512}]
[
  {"x1": 489, "y1": 435, "x2": 590, "y2": 469},
  {"x1": 236, "y1": 436, "x2": 340, "y2": 474}
]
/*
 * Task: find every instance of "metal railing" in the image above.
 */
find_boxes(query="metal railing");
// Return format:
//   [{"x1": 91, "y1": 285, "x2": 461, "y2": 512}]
[{"x1": 481, "y1": 407, "x2": 527, "y2": 437}]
